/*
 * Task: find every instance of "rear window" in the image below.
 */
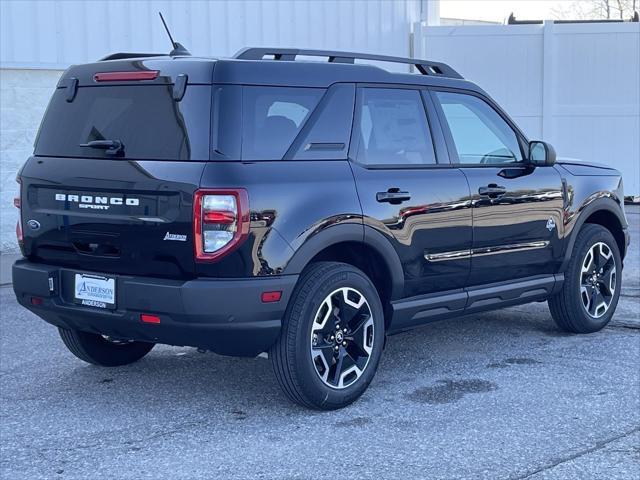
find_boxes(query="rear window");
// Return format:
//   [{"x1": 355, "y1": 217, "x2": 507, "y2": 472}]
[
  {"x1": 35, "y1": 85, "x2": 211, "y2": 160},
  {"x1": 241, "y1": 86, "x2": 325, "y2": 160}
]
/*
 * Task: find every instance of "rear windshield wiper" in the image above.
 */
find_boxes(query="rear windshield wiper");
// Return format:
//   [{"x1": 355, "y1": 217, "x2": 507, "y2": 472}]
[{"x1": 79, "y1": 139, "x2": 124, "y2": 156}]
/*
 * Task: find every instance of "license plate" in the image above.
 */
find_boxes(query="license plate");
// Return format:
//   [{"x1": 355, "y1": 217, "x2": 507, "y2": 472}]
[{"x1": 74, "y1": 273, "x2": 116, "y2": 309}]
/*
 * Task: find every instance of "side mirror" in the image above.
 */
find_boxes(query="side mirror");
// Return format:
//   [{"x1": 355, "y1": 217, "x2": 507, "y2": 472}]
[{"x1": 529, "y1": 141, "x2": 556, "y2": 166}]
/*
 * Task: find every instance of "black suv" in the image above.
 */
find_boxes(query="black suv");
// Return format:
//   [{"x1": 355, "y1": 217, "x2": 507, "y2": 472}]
[{"x1": 13, "y1": 48, "x2": 630, "y2": 409}]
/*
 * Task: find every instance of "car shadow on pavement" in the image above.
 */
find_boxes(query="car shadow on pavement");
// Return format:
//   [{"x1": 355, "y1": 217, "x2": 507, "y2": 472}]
[{"x1": 35, "y1": 301, "x2": 607, "y2": 416}]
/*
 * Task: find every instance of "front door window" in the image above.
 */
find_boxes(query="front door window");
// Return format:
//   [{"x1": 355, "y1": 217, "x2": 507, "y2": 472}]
[{"x1": 434, "y1": 91, "x2": 523, "y2": 165}]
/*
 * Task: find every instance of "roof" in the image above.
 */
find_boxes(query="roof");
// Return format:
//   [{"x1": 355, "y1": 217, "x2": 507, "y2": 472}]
[{"x1": 58, "y1": 49, "x2": 480, "y2": 92}]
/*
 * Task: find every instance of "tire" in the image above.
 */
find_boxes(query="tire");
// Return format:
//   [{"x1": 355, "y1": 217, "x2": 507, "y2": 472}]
[
  {"x1": 549, "y1": 224, "x2": 622, "y2": 333},
  {"x1": 58, "y1": 328, "x2": 155, "y2": 367},
  {"x1": 270, "y1": 262, "x2": 385, "y2": 410}
]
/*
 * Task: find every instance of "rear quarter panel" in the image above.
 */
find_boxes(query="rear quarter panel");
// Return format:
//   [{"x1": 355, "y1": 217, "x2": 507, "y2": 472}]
[{"x1": 198, "y1": 160, "x2": 362, "y2": 277}]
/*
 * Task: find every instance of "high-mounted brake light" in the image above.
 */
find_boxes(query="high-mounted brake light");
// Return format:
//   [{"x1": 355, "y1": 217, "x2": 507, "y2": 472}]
[
  {"x1": 93, "y1": 71, "x2": 159, "y2": 82},
  {"x1": 193, "y1": 189, "x2": 249, "y2": 262}
]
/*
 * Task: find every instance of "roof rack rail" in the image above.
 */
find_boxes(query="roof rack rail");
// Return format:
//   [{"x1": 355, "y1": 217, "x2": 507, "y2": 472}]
[
  {"x1": 233, "y1": 47, "x2": 463, "y2": 79},
  {"x1": 99, "y1": 52, "x2": 169, "y2": 62}
]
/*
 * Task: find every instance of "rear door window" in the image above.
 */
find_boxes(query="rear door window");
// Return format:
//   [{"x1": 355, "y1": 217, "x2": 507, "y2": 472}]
[
  {"x1": 241, "y1": 86, "x2": 324, "y2": 160},
  {"x1": 35, "y1": 85, "x2": 211, "y2": 160}
]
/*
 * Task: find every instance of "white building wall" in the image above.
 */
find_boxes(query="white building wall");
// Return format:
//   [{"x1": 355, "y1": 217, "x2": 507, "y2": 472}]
[
  {"x1": 0, "y1": 0, "x2": 422, "y2": 253},
  {"x1": 1, "y1": 0, "x2": 421, "y2": 68},
  {"x1": 1, "y1": 2, "x2": 638, "y2": 254},
  {"x1": 417, "y1": 21, "x2": 640, "y2": 197},
  {"x1": 1, "y1": 69, "x2": 63, "y2": 253}
]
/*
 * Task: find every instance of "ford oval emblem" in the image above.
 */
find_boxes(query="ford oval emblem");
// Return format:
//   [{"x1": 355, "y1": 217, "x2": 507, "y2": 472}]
[{"x1": 27, "y1": 219, "x2": 41, "y2": 230}]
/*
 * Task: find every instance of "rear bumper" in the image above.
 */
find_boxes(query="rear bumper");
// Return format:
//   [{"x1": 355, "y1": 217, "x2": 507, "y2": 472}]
[{"x1": 12, "y1": 260, "x2": 298, "y2": 357}]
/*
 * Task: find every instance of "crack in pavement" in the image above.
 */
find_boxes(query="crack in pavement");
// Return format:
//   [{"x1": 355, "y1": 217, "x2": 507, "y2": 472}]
[
  {"x1": 9, "y1": 420, "x2": 204, "y2": 463},
  {"x1": 509, "y1": 425, "x2": 640, "y2": 479},
  {"x1": 608, "y1": 324, "x2": 640, "y2": 331}
]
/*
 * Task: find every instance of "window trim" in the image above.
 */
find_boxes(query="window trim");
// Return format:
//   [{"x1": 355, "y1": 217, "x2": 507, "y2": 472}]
[
  {"x1": 348, "y1": 84, "x2": 446, "y2": 170},
  {"x1": 428, "y1": 87, "x2": 530, "y2": 168},
  {"x1": 283, "y1": 83, "x2": 355, "y2": 161}
]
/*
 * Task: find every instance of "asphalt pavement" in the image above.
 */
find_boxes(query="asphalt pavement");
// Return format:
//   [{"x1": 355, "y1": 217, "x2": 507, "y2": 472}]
[{"x1": 1, "y1": 207, "x2": 638, "y2": 480}]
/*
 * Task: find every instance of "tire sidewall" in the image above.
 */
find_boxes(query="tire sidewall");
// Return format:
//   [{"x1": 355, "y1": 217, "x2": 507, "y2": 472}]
[
  {"x1": 290, "y1": 265, "x2": 385, "y2": 408},
  {"x1": 566, "y1": 226, "x2": 622, "y2": 331},
  {"x1": 59, "y1": 328, "x2": 154, "y2": 367}
]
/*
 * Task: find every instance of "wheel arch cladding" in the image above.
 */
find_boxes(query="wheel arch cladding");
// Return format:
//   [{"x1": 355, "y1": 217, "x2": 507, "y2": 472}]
[
  {"x1": 283, "y1": 224, "x2": 404, "y2": 324},
  {"x1": 583, "y1": 209, "x2": 626, "y2": 258},
  {"x1": 563, "y1": 197, "x2": 627, "y2": 272}
]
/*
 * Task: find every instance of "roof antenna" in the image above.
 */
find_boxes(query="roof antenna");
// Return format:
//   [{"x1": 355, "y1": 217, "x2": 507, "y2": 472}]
[{"x1": 158, "y1": 12, "x2": 191, "y2": 56}]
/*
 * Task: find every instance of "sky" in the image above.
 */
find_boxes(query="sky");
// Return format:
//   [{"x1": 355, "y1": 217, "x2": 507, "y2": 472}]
[{"x1": 439, "y1": 0, "x2": 584, "y2": 23}]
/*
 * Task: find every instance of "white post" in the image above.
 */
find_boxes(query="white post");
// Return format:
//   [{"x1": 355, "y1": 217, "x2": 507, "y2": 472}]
[
  {"x1": 412, "y1": 21, "x2": 424, "y2": 61},
  {"x1": 541, "y1": 20, "x2": 555, "y2": 142},
  {"x1": 422, "y1": 0, "x2": 440, "y2": 26}
]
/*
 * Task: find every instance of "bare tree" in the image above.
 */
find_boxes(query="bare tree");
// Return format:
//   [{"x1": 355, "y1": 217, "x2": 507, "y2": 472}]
[{"x1": 552, "y1": 0, "x2": 637, "y2": 20}]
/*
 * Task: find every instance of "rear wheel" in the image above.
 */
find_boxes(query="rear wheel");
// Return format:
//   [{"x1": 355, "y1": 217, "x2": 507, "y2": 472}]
[
  {"x1": 549, "y1": 224, "x2": 621, "y2": 333},
  {"x1": 270, "y1": 262, "x2": 385, "y2": 409},
  {"x1": 58, "y1": 328, "x2": 154, "y2": 366}
]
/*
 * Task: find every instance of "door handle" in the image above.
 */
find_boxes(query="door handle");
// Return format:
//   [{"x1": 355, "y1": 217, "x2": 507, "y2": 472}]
[
  {"x1": 478, "y1": 184, "x2": 506, "y2": 198},
  {"x1": 376, "y1": 189, "x2": 411, "y2": 204}
]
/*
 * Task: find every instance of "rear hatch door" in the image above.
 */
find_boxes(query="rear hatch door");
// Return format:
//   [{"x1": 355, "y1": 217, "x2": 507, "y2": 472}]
[{"x1": 20, "y1": 60, "x2": 212, "y2": 278}]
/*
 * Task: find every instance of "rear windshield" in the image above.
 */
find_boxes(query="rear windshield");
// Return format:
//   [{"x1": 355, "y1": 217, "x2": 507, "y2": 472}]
[{"x1": 35, "y1": 85, "x2": 211, "y2": 160}]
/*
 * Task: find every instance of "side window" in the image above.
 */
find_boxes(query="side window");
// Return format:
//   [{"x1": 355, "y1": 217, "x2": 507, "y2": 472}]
[
  {"x1": 434, "y1": 91, "x2": 523, "y2": 164},
  {"x1": 242, "y1": 86, "x2": 324, "y2": 160},
  {"x1": 356, "y1": 88, "x2": 436, "y2": 166}
]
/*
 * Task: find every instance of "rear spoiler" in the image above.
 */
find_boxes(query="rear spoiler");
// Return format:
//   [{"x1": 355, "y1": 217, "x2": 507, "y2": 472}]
[
  {"x1": 99, "y1": 53, "x2": 168, "y2": 61},
  {"x1": 56, "y1": 57, "x2": 215, "y2": 88}
]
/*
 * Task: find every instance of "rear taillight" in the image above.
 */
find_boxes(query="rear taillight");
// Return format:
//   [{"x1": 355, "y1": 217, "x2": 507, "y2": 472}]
[
  {"x1": 193, "y1": 189, "x2": 249, "y2": 262},
  {"x1": 14, "y1": 179, "x2": 23, "y2": 245},
  {"x1": 15, "y1": 221, "x2": 23, "y2": 244}
]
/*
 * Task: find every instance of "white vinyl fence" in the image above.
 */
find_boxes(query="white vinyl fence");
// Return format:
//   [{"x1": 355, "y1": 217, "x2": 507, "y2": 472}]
[{"x1": 416, "y1": 21, "x2": 640, "y2": 196}]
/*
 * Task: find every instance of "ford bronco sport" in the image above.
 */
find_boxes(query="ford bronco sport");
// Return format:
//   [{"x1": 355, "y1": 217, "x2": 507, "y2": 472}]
[{"x1": 12, "y1": 47, "x2": 630, "y2": 409}]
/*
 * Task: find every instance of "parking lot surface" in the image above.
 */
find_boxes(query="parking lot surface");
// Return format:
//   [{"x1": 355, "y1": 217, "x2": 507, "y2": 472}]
[{"x1": 1, "y1": 207, "x2": 638, "y2": 480}]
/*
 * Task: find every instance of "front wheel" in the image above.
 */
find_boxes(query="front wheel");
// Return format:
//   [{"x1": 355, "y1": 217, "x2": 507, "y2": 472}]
[
  {"x1": 270, "y1": 262, "x2": 385, "y2": 410},
  {"x1": 58, "y1": 328, "x2": 155, "y2": 366},
  {"x1": 549, "y1": 224, "x2": 622, "y2": 333}
]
